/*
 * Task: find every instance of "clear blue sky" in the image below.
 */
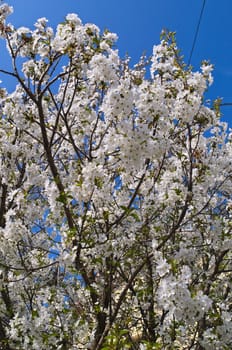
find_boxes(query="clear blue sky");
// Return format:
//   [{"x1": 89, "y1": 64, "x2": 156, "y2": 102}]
[{"x1": 2, "y1": 0, "x2": 232, "y2": 123}]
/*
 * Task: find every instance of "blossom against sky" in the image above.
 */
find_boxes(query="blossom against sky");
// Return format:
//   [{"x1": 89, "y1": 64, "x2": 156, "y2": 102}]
[{"x1": 2, "y1": 0, "x2": 232, "y2": 122}]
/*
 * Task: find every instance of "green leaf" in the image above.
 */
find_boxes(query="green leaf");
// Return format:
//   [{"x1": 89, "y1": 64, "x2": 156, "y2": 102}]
[{"x1": 56, "y1": 192, "x2": 67, "y2": 204}]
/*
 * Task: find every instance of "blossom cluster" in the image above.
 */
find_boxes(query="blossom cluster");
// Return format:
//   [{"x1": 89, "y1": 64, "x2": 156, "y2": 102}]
[{"x1": 0, "y1": 3, "x2": 231, "y2": 349}]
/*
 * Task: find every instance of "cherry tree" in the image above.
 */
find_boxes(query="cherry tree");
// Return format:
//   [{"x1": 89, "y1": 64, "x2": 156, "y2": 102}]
[{"x1": 0, "y1": 3, "x2": 231, "y2": 349}]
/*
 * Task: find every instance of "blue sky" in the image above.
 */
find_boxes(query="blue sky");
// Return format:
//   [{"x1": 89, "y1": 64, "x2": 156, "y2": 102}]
[{"x1": 2, "y1": 0, "x2": 232, "y2": 123}]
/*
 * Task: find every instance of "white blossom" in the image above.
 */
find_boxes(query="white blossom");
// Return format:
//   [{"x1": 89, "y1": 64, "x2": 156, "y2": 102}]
[{"x1": 0, "y1": 7, "x2": 230, "y2": 349}]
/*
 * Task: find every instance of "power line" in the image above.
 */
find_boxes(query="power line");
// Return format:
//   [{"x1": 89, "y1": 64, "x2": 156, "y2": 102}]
[
  {"x1": 220, "y1": 103, "x2": 232, "y2": 107},
  {"x1": 188, "y1": 0, "x2": 206, "y2": 65}
]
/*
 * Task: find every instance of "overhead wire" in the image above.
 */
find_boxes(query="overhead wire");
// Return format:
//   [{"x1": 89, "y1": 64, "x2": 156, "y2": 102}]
[
  {"x1": 219, "y1": 103, "x2": 232, "y2": 107},
  {"x1": 188, "y1": 0, "x2": 206, "y2": 65},
  {"x1": 187, "y1": 1, "x2": 232, "y2": 109}
]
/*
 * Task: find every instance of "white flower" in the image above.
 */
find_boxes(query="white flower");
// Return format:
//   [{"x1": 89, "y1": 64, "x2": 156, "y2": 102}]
[
  {"x1": 66, "y1": 13, "x2": 82, "y2": 26},
  {"x1": 156, "y1": 257, "x2": 170, "y2": 277}
]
